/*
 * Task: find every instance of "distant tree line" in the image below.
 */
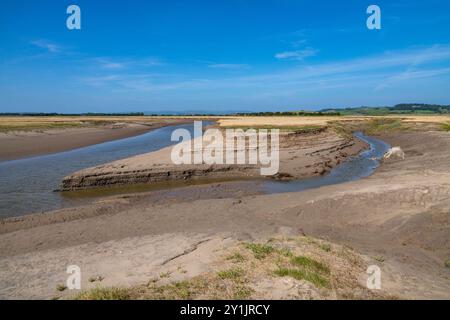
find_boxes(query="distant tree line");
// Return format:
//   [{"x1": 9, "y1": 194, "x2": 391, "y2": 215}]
[
  {"x1": 321, "y1": 104, "x2": 450, "y2": 115},
  {"x1": 390, "y1": 103, "x2": 450, "y2": 113},
  {"x1": 0, "y1": 112, "x2": 145, "y2": 117},
  {"x1": 232, "y1": 111, "x2": 341, "y2": 116}
]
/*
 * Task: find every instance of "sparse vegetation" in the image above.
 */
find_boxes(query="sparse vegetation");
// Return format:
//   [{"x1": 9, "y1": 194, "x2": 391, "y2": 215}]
[
  {"x1": 70, "y1": 237, "x2": 386, "y2": 300},
  {"x1": 445, "y1": 260, "x2": 450, "y2": 268},
  {"x1": 159, "y1": 271, "x2": 171, "y2": 279},
  {"x1": 233, "y1": 111, "x2": 341, "y2": 117},
  {"x1": 225, "y1": 125, "x2": 326, "y2": 134},
  {"x1": 274, "y1": 267, "x2": 330, "y2": 288},
  {"x1": 329, "y1": 122, "x2": 353, "y2": 138},
  {"x1": 76, "y1": 287, "x2": 131, "y2": 300},
  {"x1": 273, "y1": 254, "x2": 331, "y2": 289},
  {"x1": 56, "y1": 284, "x2": 67, "y2": 292},
  {"x1": 217, "y1": 268, "x2": 244, "y2": 280},
  {"x1": 322, "y1": 104, "x2": 450, "y2": 115},
  {"x1": 244, "y1": 243, "x2": 274, "y2": 259},
  {"x1": 0, "y1": 121, "x2": 86, "y2": 133},
  {"x1": 320, "y1": 244, "x2": 332, "y2": 252},
  {"x1": 226, "y1": 252, "x2": 246, "y2": 263},
  {"x1": 277, "y1": 247, "x2": 294, "y2": 257},
  {"x1": 365, "y1": 118, "x2": 404, "y2": 135},
  {"x1": 442, "y1": 123, "x2": 450, "y2": 131},
  {"x1": 291, "y1": 255, "x2": 330, "y2": 274},
  {"x1": 88, "y1": 275, "x2": 104, "y2": 283}
]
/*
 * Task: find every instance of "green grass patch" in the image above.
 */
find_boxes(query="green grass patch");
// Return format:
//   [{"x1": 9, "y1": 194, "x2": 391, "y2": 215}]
[
  {"x1": 273, "y1": 254, "x2": 331, "y2": 289},
  {"x1": 365, "y1": 118, "x2": 404, "y2": 135},
  {"x1": 217, "y1": 268, "x2": 244, "y2": 280},
  {"x1": 445, "y1": 260, "x2": 450, "y2": 268},
  {"x1": 277, "y1": 247, "x2": 294, "y2": 257},
  {"x1": 274, "y1": 267, "x2": 330, "y2": 288},
  {"x1": 244, "y1": 243, "x2": 274, "y2": 259},
  {"x1": 75, "y1": 287, "x2": 131, "y2": 300},
  {"x1": 157, "y1": 281, "x2": 193, "y2": 299},
  {"x1": 233, "y1": 285, "x2": 254, "y2": 299},
  {"x1": 291, "y1": 256, "x2": 330, "y2": 274},
  {"x1": 226, "y1": 252, "x2": 246, "y2": 263},
  {"x1": 441, "y1": 123, "x2": 450, "y2": 131},
  {"x1": 320, "y1": 244, "x2": 331, "y2": 252}
]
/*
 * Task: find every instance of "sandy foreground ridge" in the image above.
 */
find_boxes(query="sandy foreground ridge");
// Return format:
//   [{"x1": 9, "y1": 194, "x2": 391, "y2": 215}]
[{"x1": 0, "y1": 116, "x2": 449, "y2": 299}]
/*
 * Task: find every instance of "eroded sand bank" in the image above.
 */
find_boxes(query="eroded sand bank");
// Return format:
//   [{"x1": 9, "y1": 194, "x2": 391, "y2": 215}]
[{"x1": 60, "y1": 128, "x2": 366, "y2": 191}]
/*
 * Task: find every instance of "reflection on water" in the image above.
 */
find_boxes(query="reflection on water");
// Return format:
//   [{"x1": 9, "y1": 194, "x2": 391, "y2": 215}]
[
  {"x1": 262, "y1": 132, "x2": 390, "y2": 193},
  {"x1": 0, "y1": 129, "x2": 389, "y2": 219},
  {"x1": 0, "y1": 123, "x2": 201, "y2": 218}
]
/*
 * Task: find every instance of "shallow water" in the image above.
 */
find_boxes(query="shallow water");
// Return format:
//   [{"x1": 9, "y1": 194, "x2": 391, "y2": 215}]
[
  {"x1": 0, "y1": 123, "x2": 202, "y2": 218},
  {"x1": 0, "y1": 128, "x2": 390, "y2": 219},
  {"x1": 262, "y1": 132, "x2": 391, "y2": 193}
]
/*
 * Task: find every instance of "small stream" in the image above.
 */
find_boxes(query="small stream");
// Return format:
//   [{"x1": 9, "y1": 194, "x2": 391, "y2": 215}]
[
  {"x1": 262, "y1": 132, "x2": 390, "y2": 193},
  {"x1": 0, "y1": 126, "x2": 390, "y2": 219}
]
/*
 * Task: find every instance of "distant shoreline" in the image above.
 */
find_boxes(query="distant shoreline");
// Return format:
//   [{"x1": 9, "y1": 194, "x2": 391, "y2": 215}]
[{"x1": 0, "y1": 120, "x2": 186, "y2": 161}]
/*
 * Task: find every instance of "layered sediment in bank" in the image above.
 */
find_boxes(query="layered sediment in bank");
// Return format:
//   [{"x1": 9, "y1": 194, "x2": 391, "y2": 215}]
[{"x1": 60, "y1": 128, "x2": 366, "y2": 191}]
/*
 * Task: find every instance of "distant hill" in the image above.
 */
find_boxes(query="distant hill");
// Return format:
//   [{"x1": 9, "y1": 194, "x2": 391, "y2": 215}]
[
  {"x1": 321, "y1": 104, "x2": 450, "y2": 115},
  {"x1": 2, "y1": 104, "x2": 449, "y2": 117}
]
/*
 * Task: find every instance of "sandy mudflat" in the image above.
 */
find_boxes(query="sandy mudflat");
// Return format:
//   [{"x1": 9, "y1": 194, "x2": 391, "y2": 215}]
[
  {"x1": 0, "y1": 119, "x2": 188, "y2": 161},
  {"x1": 0, "y1": 127, "x2": 449, "y2": 299}
]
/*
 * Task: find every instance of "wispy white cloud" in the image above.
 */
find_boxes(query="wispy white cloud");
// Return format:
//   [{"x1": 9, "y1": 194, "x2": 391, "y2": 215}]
[
  {"x1": 291, "y1": 39, "x2": 307, "y2": 48},
  {"x1": 95, "y1": 58, "x2": 126, "y2": 70},
  {"x1": 91, "y1": 57, "x2": 164, "y2": 70},
  {"x1": 78, "y1": 45, "x2": 450, "y2": 99},
  {"x1": 144, "y1": 57, "x2": 165, "y2": 66},
  {"x1": 30, "y1": 40, "x2": 62, "y2": 53},
  {"x1": 208, "y1": 63, "x2": 249, "y2": 70},
  {"x1": 81, "y1": 75, "x2": 122, "y2": 86},
  {"x1": 275, "y1": 47, "x2": 318, "y2": 61}
]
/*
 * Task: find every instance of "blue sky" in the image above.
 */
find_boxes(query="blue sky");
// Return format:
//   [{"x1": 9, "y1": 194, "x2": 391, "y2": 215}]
[{"x1": 1, "y1": 0, "x2": 450, "y2": 113}]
